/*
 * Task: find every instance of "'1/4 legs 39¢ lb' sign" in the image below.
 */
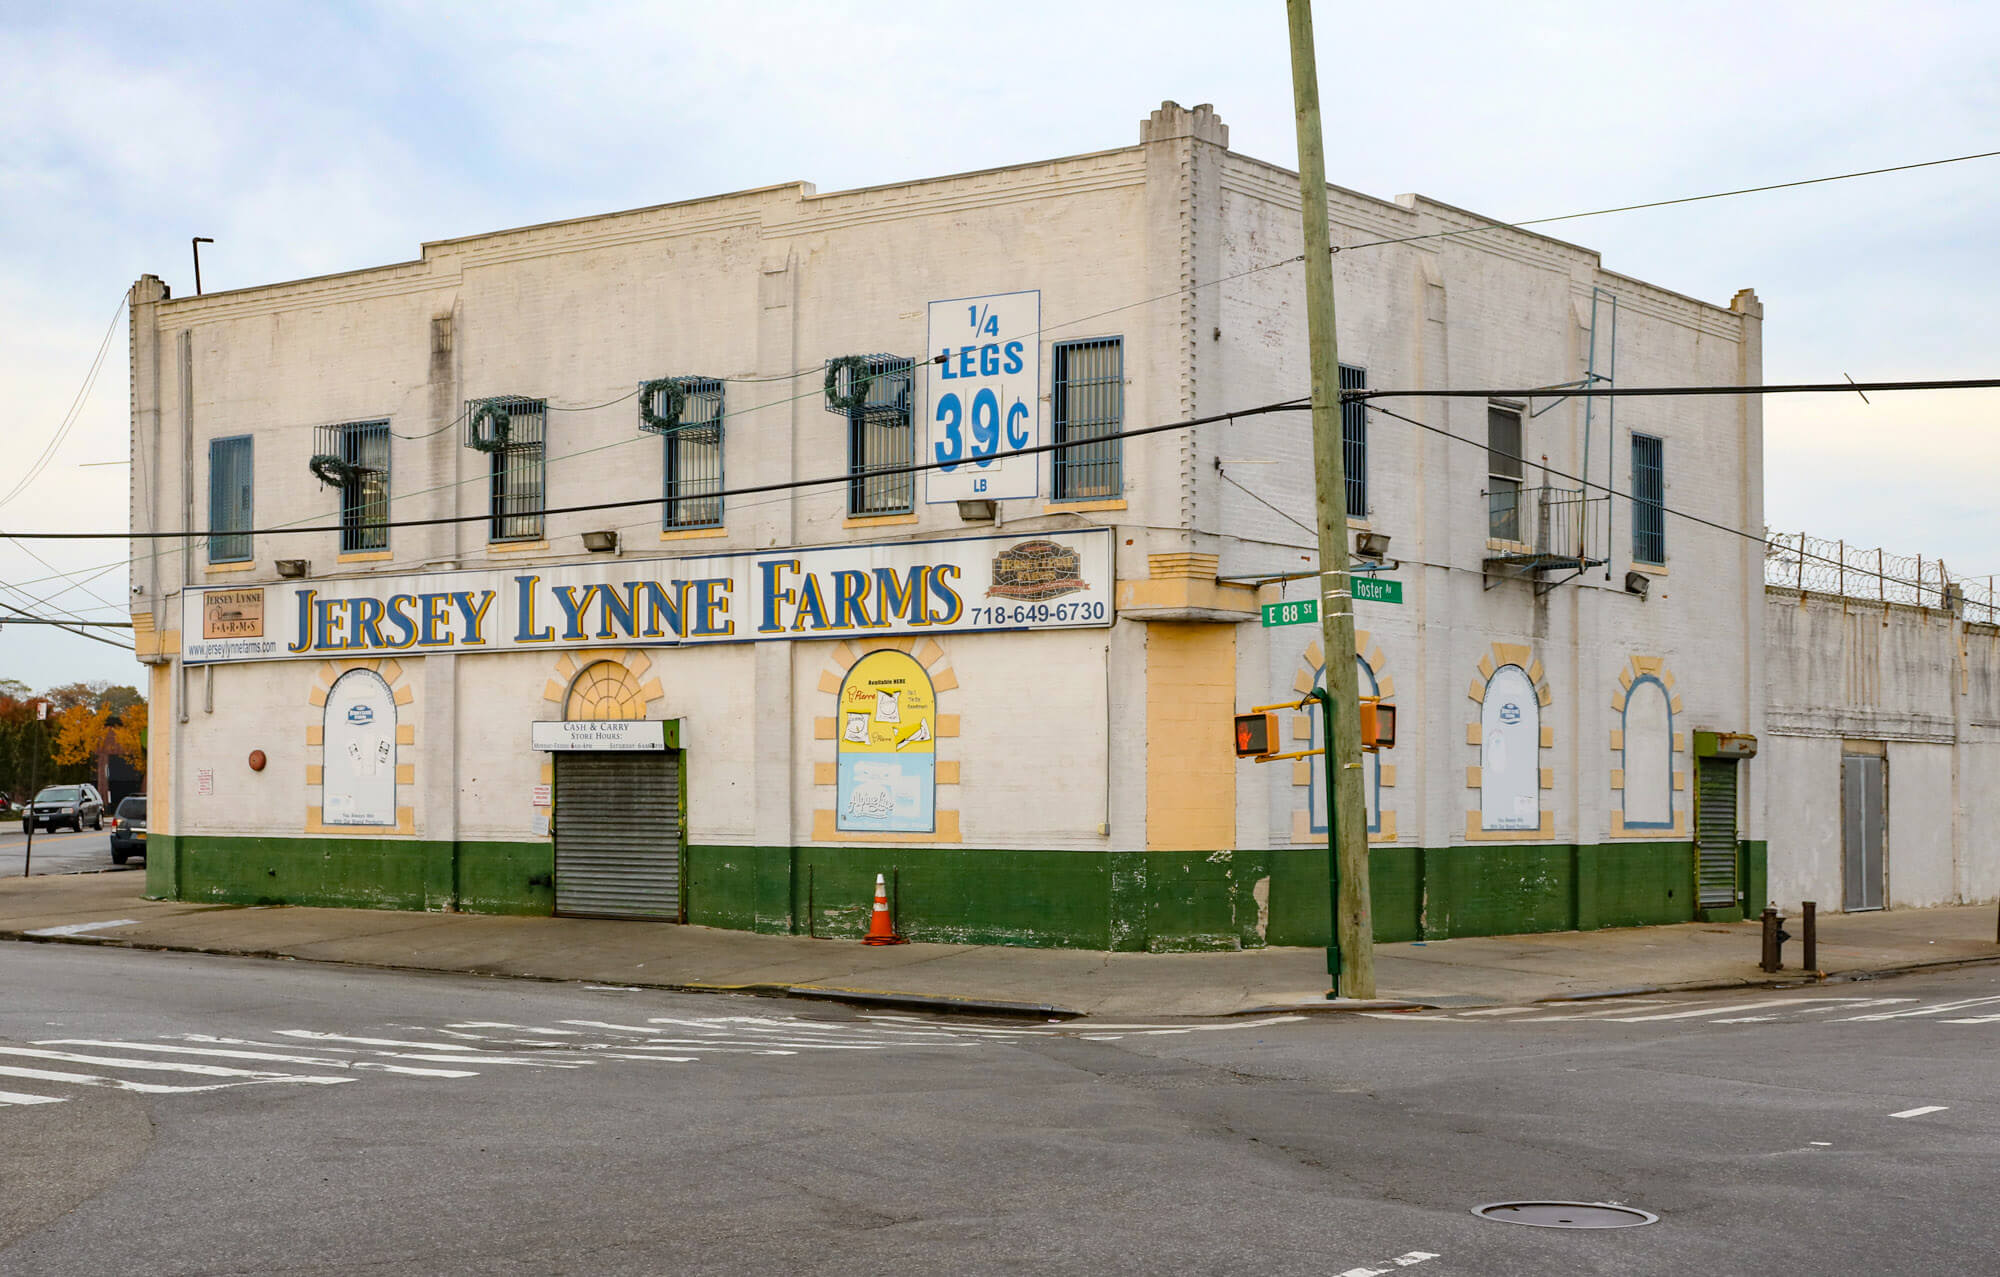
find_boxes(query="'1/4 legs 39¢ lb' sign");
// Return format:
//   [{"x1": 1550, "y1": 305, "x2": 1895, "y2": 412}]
[{"x1": 925, "y1": 290, "x2": 1040, "y2": 504}]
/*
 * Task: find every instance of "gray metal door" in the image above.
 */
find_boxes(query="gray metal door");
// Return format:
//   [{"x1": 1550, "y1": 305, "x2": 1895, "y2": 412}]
[
  {"x1": 1695, "y1": 757, "x2": 1739, "y2": 909},
  {"x1": 554, "y1": 750, "x2": 682, "y2": 920},
  {"x1": 1842, "y1": 752, "x2": 1886, "y2": 912}
]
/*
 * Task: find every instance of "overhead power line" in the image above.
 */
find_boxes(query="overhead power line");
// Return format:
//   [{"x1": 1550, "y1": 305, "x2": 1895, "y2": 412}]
[
  {"x1": 0, "y1": 603, "x2": 135, "y2": 652},
  {"x1": 1346, "y1": 378, "x2": 2000, "y2": 402},
  {"x1": 0, "y1": 396, "x2": 1309, "y2": 541}
]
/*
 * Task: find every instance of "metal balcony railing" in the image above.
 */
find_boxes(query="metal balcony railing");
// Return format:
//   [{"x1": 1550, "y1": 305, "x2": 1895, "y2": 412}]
[{"x1": 1485, "y1": 485, "x2": 1610, "y2": 582}]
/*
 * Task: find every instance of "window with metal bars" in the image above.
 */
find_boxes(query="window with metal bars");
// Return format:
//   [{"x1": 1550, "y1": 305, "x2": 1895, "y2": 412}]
[
  {"x1": 470, "y1": 397, "x2": 547, "y2": 542},
  {"x1": 840, "y1": 357, "x2": 916, "y2": 516},
  {"x1": 1632, "y1": 432, "x2": 1665, "y2": 564},
  {"x1": 327, "y1": 420, "x2": 390, "y2": 553},
  {"x1": 1340, "y1": 363, "x2": 1366, "y2": 518},
  {"x1": 648, "y1": 379, "x2": 724, "y2": 530},
  {"x1": 1051, "y1": 338, "x2": 1123, "y2": 501},
  {"x1": 207, "y1": 435, "x2": 253, "y2": 563}
]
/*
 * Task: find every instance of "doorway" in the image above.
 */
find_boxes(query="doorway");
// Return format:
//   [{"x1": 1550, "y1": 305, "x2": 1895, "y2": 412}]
[
  {"x1": 1841, "y1": 750, "x2": 1886, "y2": 912},
  {"x1": 553, "y1": 749, "x2": 683, "y2": 920}
]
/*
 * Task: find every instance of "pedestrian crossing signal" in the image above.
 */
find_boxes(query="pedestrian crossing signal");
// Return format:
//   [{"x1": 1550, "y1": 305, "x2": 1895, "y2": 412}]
[
  {"x1": 1360, "y1": 700, "x2": 1396, "y2": 752},
  {"x1": 1234, "y1": 712, "x2": 1277, "y2": 758}
]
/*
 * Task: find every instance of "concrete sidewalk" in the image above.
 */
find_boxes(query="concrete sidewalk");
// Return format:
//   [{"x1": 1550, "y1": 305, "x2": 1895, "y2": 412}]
[{"x1": 3, "y1": 871, "x2": 1997, "y2": 1017}]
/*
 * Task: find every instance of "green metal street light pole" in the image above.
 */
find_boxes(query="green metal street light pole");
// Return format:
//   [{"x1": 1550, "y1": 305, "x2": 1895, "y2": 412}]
[{"x1": 1286, "y1": 0, "x2": 1375, "y2": 998}]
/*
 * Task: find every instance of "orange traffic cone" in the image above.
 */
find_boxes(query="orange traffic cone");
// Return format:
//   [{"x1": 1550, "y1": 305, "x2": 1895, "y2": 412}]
[{"x1": 862, "y1": 872, "x2": 906, "y2": 945}]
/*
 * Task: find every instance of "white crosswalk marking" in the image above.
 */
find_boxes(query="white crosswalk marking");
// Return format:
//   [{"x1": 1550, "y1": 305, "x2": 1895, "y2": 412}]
[
  {"x1": 0, "y1": 1089, "x2": 66, "y2": 1106},
  {"x1": 40, "y1": 1040, "x2": 478, "y2": 1078},
  {"x1": 1412, "y1": 990, "x2": 2000, "y2": 1031},
  {"x1": 0, "y1": 1044, "x2": 349, "y2": 1083}
]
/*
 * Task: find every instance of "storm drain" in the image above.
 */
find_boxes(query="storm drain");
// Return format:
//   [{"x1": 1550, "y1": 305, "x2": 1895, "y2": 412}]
[{"x1": 1472, "y1": 1201, "x2": 1658, "y2": 1230}]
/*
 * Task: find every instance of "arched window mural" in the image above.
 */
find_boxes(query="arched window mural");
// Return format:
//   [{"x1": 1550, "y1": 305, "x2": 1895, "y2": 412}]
[
  {"x1": 566, "y1": 659, "x2": 647, "y2": 721},
  {"x1": 836, "y1": 649, "x2": 936, "y2": 834},
  {"x1": 323, "y1": 669, "x2": 396, "y2": 826},
  {"x1": 1621, "y1": 676, "x2": 1673, "y2": 828},
  {"x1": 1480, "y1": 665, "x2": 1540, "y2": 831},
  {"x1": 1309, "y1": 655, "x2": 1382, "y2": 836}
]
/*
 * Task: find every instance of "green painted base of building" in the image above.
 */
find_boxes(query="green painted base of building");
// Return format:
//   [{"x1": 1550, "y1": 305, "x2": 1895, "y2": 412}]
[{"x1": 146, "y1": 834, "x2": 1768, "y2": 952}]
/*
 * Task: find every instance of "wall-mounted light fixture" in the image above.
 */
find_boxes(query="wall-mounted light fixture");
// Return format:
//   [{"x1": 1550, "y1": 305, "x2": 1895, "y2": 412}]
[
  {"x1": 955, "y1": 499, "x2": 996, "y2": 522},
  {"x1": 1624, "y1": 570, "x2": 1650, "y2": 599},
  {"x1": 1354, "y1": 530, "x2": 1392, "y2": 560},
  {"x1": 581, "y1": 530, "x2": 619, "y2": 553},
  {"x1": 275, "y1": 559, "x2": 309, "y2": 578}
]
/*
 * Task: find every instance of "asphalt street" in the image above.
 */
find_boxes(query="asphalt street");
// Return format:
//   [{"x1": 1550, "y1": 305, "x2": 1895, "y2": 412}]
[
  {"x1": 0, "y1": 826, "x2": 136, "y2": 880},
  {"x1": 1, "y1": 942, "x2": 1994, "y2": 1275}
]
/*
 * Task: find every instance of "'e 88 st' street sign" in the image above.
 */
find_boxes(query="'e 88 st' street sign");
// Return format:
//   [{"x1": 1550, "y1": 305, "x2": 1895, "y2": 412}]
[
  {"x1": 1262, "y1": 577, "x2": 1402, "y2": 627},
  {"x1": 925, "y1": 290, "x2": 1040, "y2": 505}
]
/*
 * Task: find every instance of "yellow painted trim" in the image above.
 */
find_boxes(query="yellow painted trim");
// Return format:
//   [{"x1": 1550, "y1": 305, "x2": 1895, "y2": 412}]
[
  {"x1": 379, "y1": 660, "x2": 402, "y2": 684},
  {"x1": 1145, "y1": 621, "x2": 1236, "y2": 851},
  {"x1": 936, "y1": 714, "x2": 961, "y2": 738},
  {"x1": 1292, "y1": 759, "x2": 1312, "y2": 786},
  {"x1": 1477, "y1": 654, "x2": 1495, "y2": 681},
  {"x1": 1673, "y1": 772, "x2": 1687, "y2": 791},
  {"x1": 1293, "y1": 714, "x2": 1314, "y2": 743},
  {"x1": 1377, "y1": 762, "x2": 1397, "y2": 789},
  {"x1": 1043, "y1": 498, "x2": 1127, "y2": 513},
  {"x1": 813, "y1": 762, "x2": 837, "y2": 786},
  {"x1": 842, "y1": 514, "x2": 919, "y2": 529},
  {"x1": 1610, "y1": 690, "x2": 1626, "y2": 712},
  {"x1": 395, "y1": 764, "x2": 415, "y2": 785},
  {"x1": 1376, "y1": 675, "x2": 1396, "y2": 699},
  {"x1": 1609, "y1": 728, "x2": 1624, "y2": 751},
  {"x1": 1496, "y1": 642, "x2": 1532, "y2": 669},
  {"x1": 937, "y1": 760, "x2": 960, "y2": 785},
  {"x1": 1292, "y1": 808, "x2": 1313, "y2": 843},
  {"x1": 337, "y1": 550, "x2": 394, "y2": 563},
  {"x1": 814, "y1": 717, "x2": 836, "y2": 740},
  {"x1": 1468, "y1": 679, "x2": 1486, "y2": 704},
  {"x1": 831, "y1": 643, "x2": 858, "y2": 670},
  {"x1": 1294, "y1": 669, "x2": 1317, "y2": 694},
  {"x1": 638, "y1": 678, "x2": 663, "y2": 702},
  {"x1": 1117, "y1": 575, "x2": 1259, "y2": 617},
  {"x1": 306, "y1": 806, "x2": 417, "y2": 837},
  {"x1": 1147, "y1": 552, "x2": 1220, "y2": 578},
  {"x1": 812, "y1": 808, "x2": 961, "y2": 843},
  {"x1": 148, "y1": 663, "x2": 172, "y2": 836},
  {"x1": 542, "y1": 679, "x2": 566, "y2": 702},
  {"x1": 336, "y1": 658, "x2": 381, "y2": 674},
  {"x1": 1486, "y1": 538, "x2": 1532, "y2": 555},
  {"x1": 932, "y1": 668, "x2": 959, "y2": 692},
  {"x1": 1466, "y1": 722, "x2": 1482, "y2": 745},
  {"x1": 555, "y1": 654, "x2": 578, "y2": 679},
  {"x1": 1464, "y1": 810, "x2": 1556, "y2": 842},
  {"x1": 817, "y1": 670, "x2": 843, "y2": 694},
  {"x1": 1610, "y1": 768, "x2": 1625, "y2": 790},
  {"x1": 660, "y1": 526, "x2": 729, "y2": 540},
  {"x1": 486, "y1": 539, "x2": 551, "y2": 555},
  {"x1": 1528, "y1": 659, "x2": 1543, "y2": 687},
  {"x1": 1539, "y1": 767, "x2": 1555, "y2": 790},
  {"x1": 1540, "y1": 725, "x2": 1555, "y2": 748},
  {"x1": 1611, "y1": 810, "x2": 1688, "y2": 839},
  {"x1": 1304, "y1": 640, "x2": 1323, "y2": 667},
  {"x1": 205, "y1": 559, "x2": 257, "y2": 574},
  {"x1": 392, "y1": 685, "x2": 414, "y2": 706},
  {"x1": 1633, "y1": 655, "x2": 1664, "y2": 675},
  {"x1": 1672, "y1": 732, "x2": 1686, "y2": 753},
  {"x1": 1466, "y1": 766, "x2": 1482, "y2": 788},
  {"x1": 305, "y1": 725, "x2": 324, "y2": 747},
  {"x1": 308, "y1": 687, "x2": 328, "y2": 708},
  {"x1": 624, "y1": 651, "x2": 652, "y2": 679},
  {"x1": 1537, "y1": 684, "x2": 1552, "y2": 708},
  {"x1": 1628, "y1": 561, "x2": 1669, "y2": 577},
  {"x1": 1670, "y1": 694, "x2": 1683, "y2": 714},
  {"x1": 917, "y1": 640, "x2": 945, "y2": 668},
  {"x1": 305, "y1": 765, "x2": 323, "y2": 786},
  {"x1": 1369, "y1": 810, "x2": 1398, "y2": 844},
  {"x1": 159, "y1": 629, "x2": 181, "y2": 654},
  {"x1": 1618, "y1": 666, "x2": 1635, "y2": 689}
]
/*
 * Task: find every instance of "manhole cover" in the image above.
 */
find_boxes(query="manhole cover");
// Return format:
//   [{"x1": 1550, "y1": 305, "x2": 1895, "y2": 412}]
[{"x1": 1472, "y1": 1201, "x2": 1658, "y2": 1230}]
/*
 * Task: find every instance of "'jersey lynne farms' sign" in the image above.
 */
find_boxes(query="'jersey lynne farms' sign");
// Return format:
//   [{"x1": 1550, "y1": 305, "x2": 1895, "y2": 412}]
[{"x1": 178, "y1": 530, "x2": 1112, "y2": 665}]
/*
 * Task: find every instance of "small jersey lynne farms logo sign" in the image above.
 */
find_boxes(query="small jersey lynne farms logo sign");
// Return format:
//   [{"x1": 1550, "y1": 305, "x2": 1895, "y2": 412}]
[
  {"x1": 1498, "y1": 702, "x2": 1522, "y2": 724},
  {"x1": 202, "y1": 588, "x2": 265, "y2": 639},
  {"x1": 986, "y1": 539, "x2": 1087, "y2": 601}
]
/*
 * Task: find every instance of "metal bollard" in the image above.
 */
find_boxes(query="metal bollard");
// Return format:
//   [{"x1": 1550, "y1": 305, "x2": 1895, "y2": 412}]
[
  {"x1": 1759, "y1": 907, "x2": 1791, "y2": 973},
  {"x1": 1802, "y1": 901, "x2": 1817, "y2": 972}
]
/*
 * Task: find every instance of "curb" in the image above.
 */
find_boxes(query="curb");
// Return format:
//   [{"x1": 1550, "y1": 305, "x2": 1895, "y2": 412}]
[
  {"x1": 1229, "y1": 999, "x2": 1437, "y2": 1016},
  {"x1": 1530, "y1": 949, "x2": 2000, "y2": 1004}
]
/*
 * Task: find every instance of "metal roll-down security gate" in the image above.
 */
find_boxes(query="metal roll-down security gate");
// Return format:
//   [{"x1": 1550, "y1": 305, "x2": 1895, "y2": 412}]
[{"x1": 533, "y1": 719, "x2": 686, "y2": 921}]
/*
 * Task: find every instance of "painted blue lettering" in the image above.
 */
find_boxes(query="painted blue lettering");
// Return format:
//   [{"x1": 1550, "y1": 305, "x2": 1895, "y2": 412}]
[
  {"x1": 791, "y1": 573, "x2": 829, "y2": 632},
  {"x1": 287, "y1": 590, "x2": 317, "y2": 654},
  {"x1": 979, "y1": 343, "x2": 1000, "y2": 376},
  {"x1": 596, "y1": 583, "x2": 639, "y2": 640},
  {"x1": 875, "y1": 566, "x2": 928, "y2": 626},
  {"x1": 383, "y1": 595, "x2": 418, "y2": 648},
  {"x1": 552, "y1": 584, "x2": 599, "y2": 642},
  {"x1": 418, "y1": 593, "x2": 453, "y2": 646},
  {"x1": 831, "y1": 570, "x2": 872, "y2": 630},
  {"x1": 1006, "y1": 399, "x2": 1030, "y2": 449},
  {"x1": 1002, "y1": 340, "x2": 1024, "y2": 374},
  {"x1": 956, "y1": 345, "x2": 976, "y2": 378},
  {"x1": 354, "y1": 597, "x2": 388, "y2": 649},
  {"x1": 514, "y1": 576, "x2": 554, "y2": 642},
  {"x1": 928, "y1": 564, "x2": 964, "y2": 625},
  {"x1": 452, "y1": 591, "x2": 493, "y2": 646},
  {"x1": 642, "y1": 580, "x2": 689, "y2": 639},
  {"x1": 758, "y1": 559, "x2": 800, "y2": 634},
  {"x1": 692, "y1": 577, "x2": 733, "y2": 637}
]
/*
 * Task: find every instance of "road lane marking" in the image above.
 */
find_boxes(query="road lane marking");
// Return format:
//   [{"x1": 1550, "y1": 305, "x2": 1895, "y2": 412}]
[
  {"x1": 0, "y1": 1089, "x2": 65, "y2": 1106},
  {"x1": 1336, "y1": 1250, "x2": 1441, "y2": 1275},
  {"x1": 1889, "y1": 1105, "x2": 1949, "y2": 1119},
  {"x1": 1603, "y1": 999, "x2": 1804, "y2": 1022},
  {"x1": 0, "y1": 1045, "x2": 347, "y2": 1082},
  {"x1": 45, "y1": 1040, "x2": 479, "y2": 1078},
  {"x1": 1843, "y1": 996, "x2": 2000, "y2": 1021},
  {"x1": 22, "y1": 919, "x2": 139, "y2": 937}
]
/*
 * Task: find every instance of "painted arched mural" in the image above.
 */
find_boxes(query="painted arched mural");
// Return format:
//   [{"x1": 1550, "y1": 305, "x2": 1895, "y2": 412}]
[
  {"x1": 836, "y1": 649, "x2": 937, "y2": 834},
  {"x1": 322, "y1": 668, "x2": 396, "y2": 827}
]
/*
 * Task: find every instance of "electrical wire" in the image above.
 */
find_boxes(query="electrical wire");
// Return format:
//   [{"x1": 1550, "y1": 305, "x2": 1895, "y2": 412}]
[
  {"x1": 2, "y1": 396, "x2": 1308, "y2": 541},
  {"x1": 0, "y1": 296, "x2": 128, "y2": 512},
  {"x1": 0, "y1": 602, "x2": 135, "y2": 652}
]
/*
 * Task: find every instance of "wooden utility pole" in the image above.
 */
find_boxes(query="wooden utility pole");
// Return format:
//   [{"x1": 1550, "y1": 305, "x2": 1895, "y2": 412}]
[{"x1": 1285, "y1": 0, "x2": 1374, "y2": 998}]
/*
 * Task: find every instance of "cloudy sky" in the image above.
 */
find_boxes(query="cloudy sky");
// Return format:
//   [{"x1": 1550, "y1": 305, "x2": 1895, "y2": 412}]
[{"x1": 2, "y1": 0, "x2": 1995, "y2": 690}]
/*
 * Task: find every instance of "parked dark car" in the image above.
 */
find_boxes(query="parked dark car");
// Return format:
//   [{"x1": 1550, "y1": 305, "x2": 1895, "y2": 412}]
[
  {"x1": 109, "y1": 795, "x2": 147, "y2": 865},
  {"x1": 25, "y1": 784, "x2": 104, "y2": 833}
]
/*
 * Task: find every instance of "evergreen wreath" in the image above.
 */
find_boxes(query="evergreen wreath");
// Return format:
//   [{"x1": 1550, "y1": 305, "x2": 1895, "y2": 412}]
[
  {"x1": 308, "y1": 454, "x2": 359, "y2": 487},
  {"x1": 824, "y1": 355, "x2": 871, "y2": 413},
  {"x1": 467, "y1": 400, "x2": 513, "y2": 452},
  {"x1": 639, "y1": 378, "x2": 686, "y2": 434}
]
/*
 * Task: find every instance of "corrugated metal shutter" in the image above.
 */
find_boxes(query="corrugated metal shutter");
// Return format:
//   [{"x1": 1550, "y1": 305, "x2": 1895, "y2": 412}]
[
  {"x1": 554, "y1": 751, "x2": 681, "y2": 920},
  {"x1": 1695, "y1": 757, "x2": 1739, "y2": 908}
]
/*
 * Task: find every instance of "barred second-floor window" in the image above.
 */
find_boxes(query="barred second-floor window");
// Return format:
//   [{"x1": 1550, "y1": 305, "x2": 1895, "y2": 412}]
[
  {"x1": 207, "y1": 435, "x2": 253, "y2": 564},
  {"x1": 1632, "y1": 433, "x2": 1665, "y2": 565},
  {"x1": 467, "y1": 396, "x2": 546, "y2": 542},
  {"x1": 333, "y1": 420, "x2": 390, "y2": 553},
  {"x1": 644, "y1": 378, "x2": 724, "y2": 530},
  {"x1": 1340, "y1": 363, "x2": 1366, "y2": 519},
  {"x1": 831, "y1": 356, "x2": 915, "y2": 517},
  {"x1": 1052, "y1": 338, "x2": 1123, "y2": 501}
]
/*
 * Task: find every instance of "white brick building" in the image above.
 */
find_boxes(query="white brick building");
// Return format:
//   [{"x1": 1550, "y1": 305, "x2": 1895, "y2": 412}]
[{"x1": 127, "y1": 102, "x2": 1770, "y2": 946}]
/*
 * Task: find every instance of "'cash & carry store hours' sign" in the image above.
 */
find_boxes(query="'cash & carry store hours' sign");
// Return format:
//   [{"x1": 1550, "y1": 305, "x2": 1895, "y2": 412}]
[{"x1": 179, "y1": 530, "x2": 1114, "y2": 665}]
